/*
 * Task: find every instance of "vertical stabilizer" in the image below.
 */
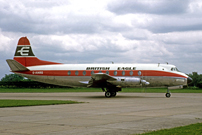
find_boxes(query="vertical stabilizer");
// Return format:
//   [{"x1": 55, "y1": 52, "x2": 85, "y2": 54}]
[{"x1": 13, "y1": 37, "x2": 61, "y2": 67}]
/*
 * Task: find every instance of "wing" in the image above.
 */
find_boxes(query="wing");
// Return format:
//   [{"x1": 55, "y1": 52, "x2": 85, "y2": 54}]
[
  {"x1": 87, "y1": 73, "x2": 117, "y2": 87},
  {"x1": 91, "y1": 73, "x2": 116, "y2": 81}
]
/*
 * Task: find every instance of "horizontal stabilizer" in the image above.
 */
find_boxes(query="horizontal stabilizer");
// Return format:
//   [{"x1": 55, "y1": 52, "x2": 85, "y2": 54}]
[{"x1": 6, "y1": 59, "x2": 29, "y2": 71}]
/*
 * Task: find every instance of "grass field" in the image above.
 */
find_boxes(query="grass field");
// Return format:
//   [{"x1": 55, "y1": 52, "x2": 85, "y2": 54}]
[
  {"x1": 0, "y1": 99, "x2": 82, "y2": 108},
  {"x1": 136, "y1": 123, "x2": 202, "y2": 135},
  {"x1": 0, "y1": 87, "x2": 202, "y2": 93}
]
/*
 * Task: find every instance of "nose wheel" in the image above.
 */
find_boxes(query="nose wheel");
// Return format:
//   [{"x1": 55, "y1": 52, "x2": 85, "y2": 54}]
[
  {"x1": 165, "y1": 93, "x2": 171, "y2": 98},
  {"x1": 165, "y1": 88, "x2": 171, "y2": 98}
]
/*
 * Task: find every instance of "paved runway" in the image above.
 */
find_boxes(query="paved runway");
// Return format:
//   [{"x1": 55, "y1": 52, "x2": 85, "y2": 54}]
[{"x1": 0, "y1": 92, "x2": 202, "y2": 135}]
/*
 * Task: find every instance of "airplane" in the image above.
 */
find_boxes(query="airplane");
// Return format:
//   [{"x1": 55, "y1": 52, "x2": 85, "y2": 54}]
[{"x1": 6, "y1": 37, "x2": 192, "y2": 98}]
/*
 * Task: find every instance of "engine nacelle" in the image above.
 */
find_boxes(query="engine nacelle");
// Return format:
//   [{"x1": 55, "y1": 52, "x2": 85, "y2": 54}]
[
  {"x1": 108, "y1": 77, "x2": 150, "y2": 87},
  {"x1": 124, "y1": 78, "x2": 141, "y2": 85}
]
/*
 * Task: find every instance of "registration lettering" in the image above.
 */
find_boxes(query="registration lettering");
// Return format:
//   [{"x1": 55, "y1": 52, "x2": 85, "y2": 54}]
[{"x1": 32, "y1": 71, "x2": 43, "y2": 74}]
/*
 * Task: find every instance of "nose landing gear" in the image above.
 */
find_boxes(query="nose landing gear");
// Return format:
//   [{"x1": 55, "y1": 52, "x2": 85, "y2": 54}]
[
  {"x1": 165, "y1": 88, "x2": 171, "y2": 98},
  {"x1": 165, "y1": 92, "x2": 171, "y2": 98}
]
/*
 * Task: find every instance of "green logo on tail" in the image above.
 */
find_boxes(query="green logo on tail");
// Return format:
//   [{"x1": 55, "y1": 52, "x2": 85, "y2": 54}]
[{"x1": 14, "y1": 45, "x2": 35, "y2": 57}]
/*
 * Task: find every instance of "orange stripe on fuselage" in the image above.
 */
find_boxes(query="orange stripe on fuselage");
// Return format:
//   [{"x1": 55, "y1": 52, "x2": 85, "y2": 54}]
[{"x1": 15, "y1": 70, "x2": 187, "y2": 78}]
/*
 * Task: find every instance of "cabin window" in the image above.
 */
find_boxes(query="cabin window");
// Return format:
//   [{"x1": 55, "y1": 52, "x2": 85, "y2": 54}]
[
  {"x1": 138, "y1": 71, "x2": 141, "y2": 76},
  {"x1": 75, "y1": 71, "x2": 79, "y2": 75},
  {"x1": 106, "y1": 71, "x2": 109, "y2": 74},
  {"x1": 122, "y1": 71, "x2": 125, "y2": 76},
  {"x1": 130, "y1": 70, "x2": 133, "y2": 76},
  {"x1": 91, "y1": 71, "x2": 94, "y2": 75},
  {"x1": 114, "y1": 71, "x2": 117, "y2": 76},
  {"x1": 83, "y1": 71, "x2": 86, "y2": 76},
  {"x1": 67, "y1": 71, "x2": 71, "y2": 75}
]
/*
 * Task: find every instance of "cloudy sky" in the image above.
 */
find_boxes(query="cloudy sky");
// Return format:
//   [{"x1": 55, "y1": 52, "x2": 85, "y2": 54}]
[{"x1": 0, "y1": 0, "x2": 202, "y2": 79}]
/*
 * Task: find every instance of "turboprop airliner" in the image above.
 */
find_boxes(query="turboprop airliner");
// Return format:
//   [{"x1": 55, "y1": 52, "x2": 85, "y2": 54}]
[{"x1": 6, "y1": 37, "x2": 192, "y2": 98}]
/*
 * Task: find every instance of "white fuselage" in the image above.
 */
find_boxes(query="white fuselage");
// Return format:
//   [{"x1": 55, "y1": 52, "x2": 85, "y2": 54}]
[{"x1": 15, "y1": 63, "x2": 189, "y2": 87}]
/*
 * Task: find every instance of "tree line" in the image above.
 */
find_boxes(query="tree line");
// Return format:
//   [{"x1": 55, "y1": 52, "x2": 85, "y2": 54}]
[
  {"x1": 0, "y1": 73, "x2": 202, "y2": 88},
  {"x1": 187, "y1": 72, "x2": 202, "y2": 88},
  {"x1": 0, "y1": 74, "x2": 70, "y2": 88}
]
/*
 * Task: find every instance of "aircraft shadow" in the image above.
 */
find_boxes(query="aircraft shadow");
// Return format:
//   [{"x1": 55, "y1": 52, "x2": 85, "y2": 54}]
[{"x1": 84, "y1": 95, "x2": 164, "y2": 99}]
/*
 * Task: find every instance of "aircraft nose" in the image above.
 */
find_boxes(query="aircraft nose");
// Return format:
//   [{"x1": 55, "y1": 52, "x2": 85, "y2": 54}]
[{"x1": 187, "y1": 77, "x2": 192, "y2": 84}]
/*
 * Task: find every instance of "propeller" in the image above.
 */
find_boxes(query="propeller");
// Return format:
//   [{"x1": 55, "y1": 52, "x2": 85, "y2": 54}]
[{"x1": 139, "y1": 71, "x2": 150, "y2": 93}]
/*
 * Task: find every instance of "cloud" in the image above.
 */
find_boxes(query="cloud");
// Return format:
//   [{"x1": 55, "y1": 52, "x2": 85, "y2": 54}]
[
  {"x1": 1, "y1": 0, "x2": 202, "y2": 79},
  {"x1": 139, "y1": 16, "x2": 202, "y2": 33},
  {"x1": 0, "y1": 0, "x2": 118, "y2": 35},
  {"x1": 108, "y1": 0, "x2": 190, "y2": 15},
  {"x1": 108, "y1": 0, "x2": 202, "y2": 33}
]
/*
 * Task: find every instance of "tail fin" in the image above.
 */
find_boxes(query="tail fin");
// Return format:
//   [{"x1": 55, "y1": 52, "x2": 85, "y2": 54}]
[{"x1": 13, "y1": 37, "x2": 61, "y2": 67}]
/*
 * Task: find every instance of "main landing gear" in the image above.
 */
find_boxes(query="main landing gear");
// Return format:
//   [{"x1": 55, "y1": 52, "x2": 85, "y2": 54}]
[
  {"x1": 105, "y1": 91, "x2": 117, "y2": 98},
  {"x1": 102, "y1": 87, "x2": 121, "y2": 98}
]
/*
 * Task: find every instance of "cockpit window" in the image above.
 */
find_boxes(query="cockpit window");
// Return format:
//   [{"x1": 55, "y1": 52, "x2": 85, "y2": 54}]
[{"x1": 171, "y1": 67, "x2": 180, "y2": 72}]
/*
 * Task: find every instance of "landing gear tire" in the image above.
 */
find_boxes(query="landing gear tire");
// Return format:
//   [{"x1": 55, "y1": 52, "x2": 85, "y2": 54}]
[
  {"x1": 111, "y1": 92, "x2": 117, "y2": 97},
  {"x1": 105, "y1": 91, "x2": 112, "y2": 98},
  {"x1": 165, "y1": 93, "x2": 171, "y2": 98}
]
